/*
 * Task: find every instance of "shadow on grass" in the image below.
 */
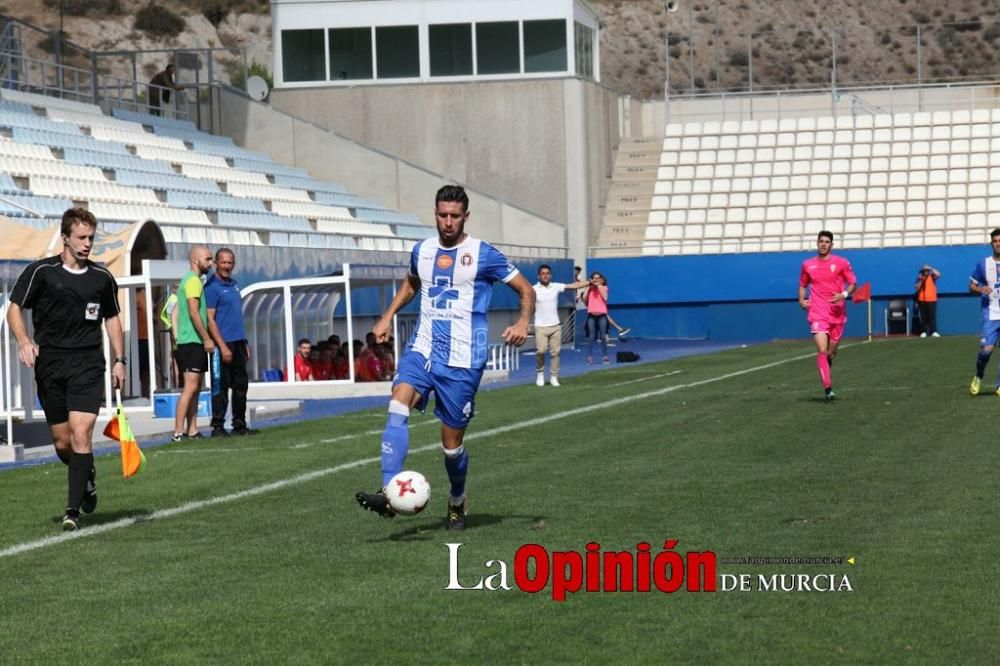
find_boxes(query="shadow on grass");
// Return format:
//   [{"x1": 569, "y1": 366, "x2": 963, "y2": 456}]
[
  {"x1": 50, "y1": 508, "x2": 154, "y2": 526},
  {"x1": 379, "y1": 513, "x2": 546, "y2": 542}
]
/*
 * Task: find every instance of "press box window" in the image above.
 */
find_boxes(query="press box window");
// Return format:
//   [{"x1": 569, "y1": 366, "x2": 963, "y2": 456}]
[
  {"x1": 329, "y1": 27, "x2": 373, "y2": 80},
  {"x1": 430, "y1": 23, "x2": 473, "y2": 77},
  {"x1": 281, "y1": 29, "x2": 326, "y2": 82},
  {"x1": 575, "y1": 23, "x2": 595, "y2": 79},
  {"x1": 523, "y1": 19, "x2": 567, "y2": 73},
  {"x1": 476, "y1": 21, "x2": 520, "y2": 75},
  {"x1": 376, "y1": 25, "x2": 420, "y2": 79}
]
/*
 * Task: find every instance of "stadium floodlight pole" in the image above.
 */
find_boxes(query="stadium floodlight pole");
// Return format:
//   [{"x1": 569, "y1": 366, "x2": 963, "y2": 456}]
[
  {"x1": 664, "y1": 2, "x2": 678, "y2": 127},
  {"x1": 916, "y1": 23, "x2": 923, "y2": 111}
]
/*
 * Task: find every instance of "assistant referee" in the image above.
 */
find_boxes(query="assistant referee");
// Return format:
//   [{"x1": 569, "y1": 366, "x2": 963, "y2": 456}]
[{"x1": 6, "y1": 207, "x2": 126, "y2": 531}]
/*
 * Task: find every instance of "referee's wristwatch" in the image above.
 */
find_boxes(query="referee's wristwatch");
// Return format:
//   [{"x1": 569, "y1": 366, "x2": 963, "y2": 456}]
[{"x1": 113, "y1": 357, "x2": 127, "y2": 366}]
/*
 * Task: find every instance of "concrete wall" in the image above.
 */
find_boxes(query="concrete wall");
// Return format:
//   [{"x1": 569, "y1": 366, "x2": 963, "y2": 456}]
[
  {"x1": 215, "y1": 86, "x2": 567, "y2": 249},
  {"x1": 266, "y1": 77, "x2": 621, "y2": 264}
]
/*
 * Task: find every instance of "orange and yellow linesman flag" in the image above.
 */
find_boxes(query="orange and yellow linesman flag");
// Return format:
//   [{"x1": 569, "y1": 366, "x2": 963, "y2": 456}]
[{"x1": 103, "y1": 389, "x2": 146, "y2": 478}]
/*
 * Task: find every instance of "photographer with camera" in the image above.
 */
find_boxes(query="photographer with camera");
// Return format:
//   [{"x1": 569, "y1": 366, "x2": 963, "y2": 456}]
[{"x1": 915, "y1": 264, "x2": 941, "y2": 338}]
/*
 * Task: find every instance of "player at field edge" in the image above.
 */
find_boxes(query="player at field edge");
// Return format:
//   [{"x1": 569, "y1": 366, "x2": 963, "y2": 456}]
[
  {"x1": 967, "y1": 228, "x2": 1000, "y2": 397},
  {"x1": 355, "y1": 184, "x2": 535, "y2": 530},
  {"x1": 6, "y1": 207, "x2": 126, "y2": 531},
  {"x1": 798, "y1": 230, "x2": 857, "y2": 401}
]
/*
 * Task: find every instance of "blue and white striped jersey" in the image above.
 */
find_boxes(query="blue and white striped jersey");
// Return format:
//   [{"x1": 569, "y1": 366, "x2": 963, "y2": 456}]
[
  {"x1": 406, "y1": 236, "x2": 519, "y2": 369},
  {"x1": 970, "y1": 257, "x2": 1000, "y2": 321}
]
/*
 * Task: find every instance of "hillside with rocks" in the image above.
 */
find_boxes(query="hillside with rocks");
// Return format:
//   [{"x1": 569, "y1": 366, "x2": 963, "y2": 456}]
[{"x1": 3, "y1": 0, "x2": 998, "y2": 99}]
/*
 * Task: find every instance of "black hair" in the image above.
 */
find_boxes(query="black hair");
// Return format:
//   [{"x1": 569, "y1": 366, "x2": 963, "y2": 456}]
[
  {"x1": 297, "y1": 338, "x2": 311, "y2": 346},
  {"x1": 215, "y1": 247, "x2": 235, "y2": 261},
  {"x1": 538, "y1": 264, "x2": 552, "y2": 273},
  {"x1": 818, "y1": 230, "x2": 834, "y2": 242},
  {"x1": 991, "y1": 228, "x2": 1000, "y2": 240},
  {"x1": 435, "y1": 184, "x2": 469, "y2": 212}
]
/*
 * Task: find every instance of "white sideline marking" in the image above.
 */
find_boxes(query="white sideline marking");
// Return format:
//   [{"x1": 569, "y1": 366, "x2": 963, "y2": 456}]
[
  {"x1": 608, "y1": 370, "x2": 682, "y2": 387},
  {"x1": 0, "y1": 342, "x2": 865, "y2": 559}
]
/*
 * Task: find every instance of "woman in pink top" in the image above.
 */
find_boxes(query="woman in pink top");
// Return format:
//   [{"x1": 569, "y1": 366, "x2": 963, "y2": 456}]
[{"x1": 585, "y1": 272, "x2": 611, "y2": 364}]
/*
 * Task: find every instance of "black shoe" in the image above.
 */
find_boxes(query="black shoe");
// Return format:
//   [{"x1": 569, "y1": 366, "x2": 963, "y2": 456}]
[
  {"x1": 232, "y1": 427, "x2": 259, "y2": 436},
  {"x1": 81, "y1": 467, "x2": 97, "y2": 514},
  {"x1": 187, "y1": 432, "x2": 204, "y2": 440},
  {"x1": 447, "y1": 500, "x2": 467, "y2": 531},
  {"x1": 62, "y1": 511, "x2": 81, "y2": 531},
  {"x1": 355, "y1": 489, "x2": 396, "y2": 518},
  {"x1": 211, "y1": 427, "x2": 229, "y2": 438},
  {"x1": 825, "y1": 388, "x2": 836, "y2": 401},
  {"x1": 171, "y1": 432, "x2": 187, "y2": 443}
]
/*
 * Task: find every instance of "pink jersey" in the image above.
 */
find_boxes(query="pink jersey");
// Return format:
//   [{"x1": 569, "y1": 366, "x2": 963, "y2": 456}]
[
  {"x1": 586, "y1": 285, "x2": 609, "y2": 315},
  {"x1": 799, "y1": 253, "x2": 857, "y2": 324}
]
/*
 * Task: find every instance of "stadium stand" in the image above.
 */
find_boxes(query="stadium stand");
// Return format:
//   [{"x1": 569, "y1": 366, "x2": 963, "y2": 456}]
[
  {"x1": 0, "y1": 87, "x2": 432, "y2": 253},
  {"x1": 598, "y1": 108, "x2": 1000, "y2": 256}
]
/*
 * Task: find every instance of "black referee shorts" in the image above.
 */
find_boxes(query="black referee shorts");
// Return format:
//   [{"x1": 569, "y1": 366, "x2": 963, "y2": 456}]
[
  {"x1": 35, "y1": 349, "x2": 106, "y2": 425},
  {"x1": 174, "y1": 343, "x2": 208, "y2": 374}
]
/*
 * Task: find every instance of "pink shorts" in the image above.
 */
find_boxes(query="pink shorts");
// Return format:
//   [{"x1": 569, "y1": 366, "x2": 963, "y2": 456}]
[{"x1": 809, "y1": 319, "x2": 845, "y2": 343}]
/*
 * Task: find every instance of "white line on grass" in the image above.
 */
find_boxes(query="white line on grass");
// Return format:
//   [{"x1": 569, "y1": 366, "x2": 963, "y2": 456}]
[
  {"x1": 0, "y1": 341, "x2": 867, "y2": 559},
  {"x1": 608, "y1": 370, "x2": 682, "y2": 387}
]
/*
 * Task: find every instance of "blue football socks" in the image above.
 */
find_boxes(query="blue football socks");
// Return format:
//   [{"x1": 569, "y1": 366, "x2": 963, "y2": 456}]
[
  {"x1": 977, "y1": 350, "x2": 990, "y2": 379},
  {"x1": 380, "y1": 400, "x2": 410, "y2": 487},
  {"x1": 443, "y1": 444, "x2": 468, "y2": 504}
]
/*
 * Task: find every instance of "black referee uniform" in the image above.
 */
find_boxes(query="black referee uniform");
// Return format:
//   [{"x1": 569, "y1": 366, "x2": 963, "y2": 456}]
[
  {"x1": 10, "y1": 255, "x2": 120, "y2": 522},
  {"x1": 10, "y1": 256, "x2": 120, "y2": 421}
]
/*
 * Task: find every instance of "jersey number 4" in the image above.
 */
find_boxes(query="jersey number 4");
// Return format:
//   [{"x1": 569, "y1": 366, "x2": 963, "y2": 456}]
[{"x1": 429, "y1": 277, "x2": 459, "y2": 310}]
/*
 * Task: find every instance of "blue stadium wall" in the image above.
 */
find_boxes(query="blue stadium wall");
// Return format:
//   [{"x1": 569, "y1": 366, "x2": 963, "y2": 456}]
[{"x1": 591, "y1": 245, "x2": 993, "y2": 342}]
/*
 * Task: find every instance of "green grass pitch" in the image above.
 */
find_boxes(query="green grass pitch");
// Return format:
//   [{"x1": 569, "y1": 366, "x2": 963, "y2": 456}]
[{"x1": 1, "y1": 336, "x2": 998, "y2": 663}]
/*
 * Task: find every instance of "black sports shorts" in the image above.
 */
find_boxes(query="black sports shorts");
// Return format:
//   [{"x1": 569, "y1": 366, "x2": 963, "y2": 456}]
[
  {"x1": 174, "y1": 342, "x2": 208, "y2": 374},
  {"x1": 35, "y1": 349, "x2": 105, "y2": 425}
]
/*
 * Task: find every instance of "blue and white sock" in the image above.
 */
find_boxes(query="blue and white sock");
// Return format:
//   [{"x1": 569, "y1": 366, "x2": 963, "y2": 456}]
[
  {"x1": 977, "y1": 350, "x2": 991, "y2": 378},
  {"x1": 442, "y1": 444, "x2": 468, "y2": 505},
  {"x1": 380, "y1": 400, "x2": 410, "y2": 488}
]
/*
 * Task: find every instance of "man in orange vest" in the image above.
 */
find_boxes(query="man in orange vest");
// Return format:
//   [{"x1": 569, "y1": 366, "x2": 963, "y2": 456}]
[{"x1": 915, "y1": 264, "x2": 941, "y2": 337}]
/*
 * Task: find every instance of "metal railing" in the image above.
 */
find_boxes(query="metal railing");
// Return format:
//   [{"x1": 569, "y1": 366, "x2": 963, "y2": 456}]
[
  {"x1": 661, "y1": 80, "x2": 1000, "y2": 125},
  {"x1": 662, "y1": 16, "x2": 1000, "y2": 97}
]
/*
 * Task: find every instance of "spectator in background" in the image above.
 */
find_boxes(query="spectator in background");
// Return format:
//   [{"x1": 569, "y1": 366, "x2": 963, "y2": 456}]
[
  {"x1": 377, "y1": 343, "x2": 396, "y2": 379},
  {"x1": 313, "y1": 345, "x2": 335, "y2": 381},
  {"x1": 205, "y1": 248, "x2": 256, "y2": 437},
  {"x1": 915, "y1": 264, "x2": 941, "y2": 338},
  {"x1": 584, "y1": 271, "x2": 611, "y2": 364},
  {"x1": 333, "y1": 346, "x2": 351, "y2": 380},
  {"x1": 355, "y1": 338, "x2": 377, "y2": 381},
  {"x1": 533, "y1": 264, "x2": 592, "y2": 387},
  {"x1": 293, "y1": 338, "x2": 313, "y2": 381},
  {"x1": 148, "y1": 64, "x2": 183, "y2": 117}
]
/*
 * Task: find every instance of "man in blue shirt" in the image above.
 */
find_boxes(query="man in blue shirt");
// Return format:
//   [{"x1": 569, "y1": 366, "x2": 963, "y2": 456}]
[{"x1": 206, "y1": 248, "x2": 257, "y2": 436}]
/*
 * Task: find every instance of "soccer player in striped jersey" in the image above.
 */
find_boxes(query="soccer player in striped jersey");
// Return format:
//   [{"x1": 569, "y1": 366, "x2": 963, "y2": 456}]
[
  {"x1": 968, "y1": 228, "x2": 1000, "y2": 396},
  {"x1": 356, "y1": 185, "x2": 535, "y2": 530},
  {"x1": 798, "y1": 230, "x2": 856, "y2": 401}
]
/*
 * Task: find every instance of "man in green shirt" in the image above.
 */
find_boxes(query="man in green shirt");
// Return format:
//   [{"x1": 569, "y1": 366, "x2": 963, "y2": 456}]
[{"x1": 173, "y1": 245, "x2": 214, "y2": 441}]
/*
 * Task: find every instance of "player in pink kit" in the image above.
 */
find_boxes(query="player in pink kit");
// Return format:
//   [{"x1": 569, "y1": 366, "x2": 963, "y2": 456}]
[{"x1": 798, "y1": 231, "x2": 857, "y2": 401}]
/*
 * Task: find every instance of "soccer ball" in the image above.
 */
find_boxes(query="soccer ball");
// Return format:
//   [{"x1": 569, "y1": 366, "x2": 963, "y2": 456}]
[{"x1": 385, "y1": 471, "x2": 431, "y2": 515}]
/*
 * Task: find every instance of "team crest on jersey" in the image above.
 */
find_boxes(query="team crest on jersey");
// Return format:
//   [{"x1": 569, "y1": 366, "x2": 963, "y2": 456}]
[
  {"x1": 85, "y1": 302, "x2": 100, "y2": 320},
  {"x1": 437, "y1": 254, "x2": 454, "y2": 270},
  {"x1": 830, "y1": 263, "x2": 836, "y2": 272},
  {"x1": 460, "y1": 253, "x2": 473, "y2": 266}
]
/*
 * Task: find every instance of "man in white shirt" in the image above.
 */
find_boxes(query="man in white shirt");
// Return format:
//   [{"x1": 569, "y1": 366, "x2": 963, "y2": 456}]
[{"x1": 533, "y1": 265, "x2": 592, "y2": 387}]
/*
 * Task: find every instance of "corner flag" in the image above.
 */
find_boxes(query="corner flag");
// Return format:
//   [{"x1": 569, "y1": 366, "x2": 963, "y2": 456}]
[{"x1": 852, "y1": 282, "x2": 871, "y2": 303}]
